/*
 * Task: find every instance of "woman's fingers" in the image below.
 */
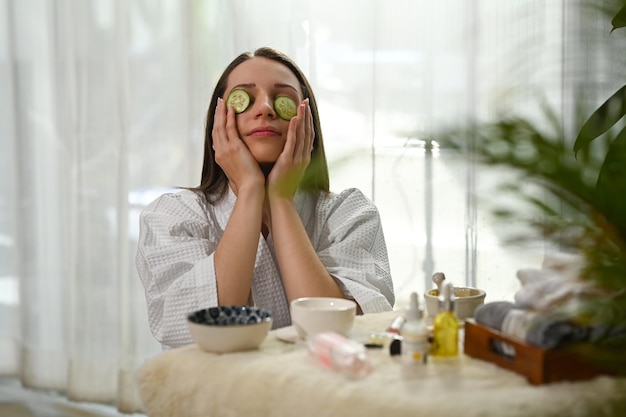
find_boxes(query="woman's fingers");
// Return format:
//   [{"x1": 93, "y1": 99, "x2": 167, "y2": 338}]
[
  {"x1": 213, "y1": 98, "x2": 264, "y2": 192},
  {"x1": 296, "y1": 101, "x2": 307, "y2": 157},
  {"x1": 286, "y1": 109, "x2": 299, "y2": 158},
  {"x1": 225, "y1": 101, "x2": 240, "y2": 146},
  {"x1": 306, "y1": 100, "x2": 314, "y2": 152},
  {"x1": 212, "y1": 98, "x2": 226, "y2": 150},
  {"x1": 290, "y1": 99, "x2": 312, "y2": 161},
  {"x1": 213, "y1": 98, "x2": 239, "y2": 150},
  {"x1": 213, "y1": 98, "x2": 245, "y2": 158}
]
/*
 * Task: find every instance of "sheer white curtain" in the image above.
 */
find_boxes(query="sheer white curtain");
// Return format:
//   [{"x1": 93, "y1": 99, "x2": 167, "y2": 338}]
[
  {"x1": 0, "y1": 0, "x2": 620, "y2": 413},
  {"x1": 0, "y1": 0, "x2": 203, "y2": 412}
]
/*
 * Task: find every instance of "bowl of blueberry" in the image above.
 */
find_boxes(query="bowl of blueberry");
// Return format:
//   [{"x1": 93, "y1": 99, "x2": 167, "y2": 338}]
[{"x1": 187, "y1": 306, "x2": 273, "y2": 353}]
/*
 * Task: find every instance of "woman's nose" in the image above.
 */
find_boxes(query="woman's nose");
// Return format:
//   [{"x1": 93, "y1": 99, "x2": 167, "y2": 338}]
[{"x1": 254, "y1": 95, "x2": 276, "y2": 118}]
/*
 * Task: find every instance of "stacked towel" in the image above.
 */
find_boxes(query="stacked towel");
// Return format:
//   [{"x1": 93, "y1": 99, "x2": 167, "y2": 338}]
[
  {"x1": 475, "y1": 302, "x2": 591, "y2": 353},
  {"x1": 474, "y1": 253, "x2": 622, "y2": 353}
]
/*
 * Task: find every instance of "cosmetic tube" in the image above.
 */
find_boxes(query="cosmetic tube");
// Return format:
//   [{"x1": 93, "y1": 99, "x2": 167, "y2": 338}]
[
  {"x1": 386, "y1": 315, "x2": 406, "y2": 334},
  {"x1": 307, "y1": 332, "x2": 372, "y2": 378}
]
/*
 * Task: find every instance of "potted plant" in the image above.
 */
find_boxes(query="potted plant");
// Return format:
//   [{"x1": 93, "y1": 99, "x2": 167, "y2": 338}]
[{"x1": 438, "y1": 1, "x2": 626, "y2": 373}]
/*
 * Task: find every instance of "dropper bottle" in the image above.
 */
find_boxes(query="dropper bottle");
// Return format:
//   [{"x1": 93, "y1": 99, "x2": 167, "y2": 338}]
[
  {"x1": 401, "y1": 292, "x2": 429, "y2": 365},
  {"x1": 431, "y1": 283, "x2": 459, "y2": 357}
]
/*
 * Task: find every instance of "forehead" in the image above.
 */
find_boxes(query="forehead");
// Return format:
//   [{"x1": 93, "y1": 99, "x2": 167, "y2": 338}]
[{"x1": 226, "y1": 57, "x2": 303, "y2": 96}]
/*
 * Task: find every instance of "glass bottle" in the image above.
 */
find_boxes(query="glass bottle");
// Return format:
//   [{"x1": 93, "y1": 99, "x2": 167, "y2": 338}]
[
  {"x1": 401, "y1": 292, "x2": 429, "y2": 365},
  {"x1": 432, "y1": 283, "x2": 459, "y2": 357}
]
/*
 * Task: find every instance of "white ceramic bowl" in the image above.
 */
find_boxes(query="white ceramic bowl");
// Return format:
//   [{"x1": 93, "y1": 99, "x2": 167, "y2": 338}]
[
  {"x1": 290, "y1": 297, "x2": 356, "y2": 339},
  {"x1": 424, "y1": 287, "x2": 486, "y2": 320},
  {"x1": 187, "y1": 306, "x2": 272, "y2": 353}
]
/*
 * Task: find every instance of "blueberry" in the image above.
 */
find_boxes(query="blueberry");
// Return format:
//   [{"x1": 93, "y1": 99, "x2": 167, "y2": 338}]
[{"x1": 208, "y1": 307, "x2": 220, "y2": 319}]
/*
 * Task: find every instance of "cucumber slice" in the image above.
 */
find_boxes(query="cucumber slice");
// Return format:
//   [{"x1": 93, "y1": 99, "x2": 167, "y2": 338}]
[
  {"x1": 274, "y1": 96, "x2": 297, "y2": 120},
  {"x1": 226, "y1": 89, "x2": 250, "y2": 113}
]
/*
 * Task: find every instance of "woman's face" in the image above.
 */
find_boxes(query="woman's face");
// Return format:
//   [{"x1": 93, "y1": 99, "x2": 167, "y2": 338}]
[{"x1": 224, "y1": 57, "x2": 303, "y2": 164}]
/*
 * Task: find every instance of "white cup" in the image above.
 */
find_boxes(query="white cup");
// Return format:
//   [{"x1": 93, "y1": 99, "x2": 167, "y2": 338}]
[{"x1": 290, "y1": 297, "x2": 357, "y2": 339}]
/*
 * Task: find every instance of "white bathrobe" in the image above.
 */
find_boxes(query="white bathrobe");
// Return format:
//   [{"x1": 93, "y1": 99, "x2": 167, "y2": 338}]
[{"x1": 136, "y1": 187, "x2": 395, "y2": 349}]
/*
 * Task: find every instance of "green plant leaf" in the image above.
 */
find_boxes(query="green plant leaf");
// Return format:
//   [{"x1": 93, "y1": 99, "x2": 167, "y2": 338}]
[
  {"x1": 611, "y1": 5, "x2": 626, "y2": 32},
  {"x1": 574, "y1": 84, "x2": 626, "y2": 156},
  {"x1": 595, "y1": 124, "x2": 626, "y2": 240}
]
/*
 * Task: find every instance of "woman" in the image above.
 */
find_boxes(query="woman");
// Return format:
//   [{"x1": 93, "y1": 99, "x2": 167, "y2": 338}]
[{"x1": 136, "y1": 47, "x2": 395, "y2": 349}]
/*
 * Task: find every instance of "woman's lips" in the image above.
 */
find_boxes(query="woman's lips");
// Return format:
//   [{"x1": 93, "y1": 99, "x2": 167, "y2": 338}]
[{"x1": 249, "y1": 126, "x2": 281, "y2": 137}]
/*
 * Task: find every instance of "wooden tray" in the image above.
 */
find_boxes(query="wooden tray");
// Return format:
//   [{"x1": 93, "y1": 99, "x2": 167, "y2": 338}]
[{"x1": 463, "y1": 319, "x2": 612, "y2": 385}]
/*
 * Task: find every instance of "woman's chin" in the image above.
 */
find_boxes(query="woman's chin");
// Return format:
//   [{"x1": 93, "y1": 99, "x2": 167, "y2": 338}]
[
  {"x1": 252, "y1": 151, "x2": 281, "y2": 165},
  {"x1": 246, "y1": 139, "x2": 285, "y2": 164}
]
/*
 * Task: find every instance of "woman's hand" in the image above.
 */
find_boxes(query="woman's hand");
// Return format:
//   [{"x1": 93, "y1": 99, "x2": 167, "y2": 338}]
[
  {"x1": 266, "y1": 99, "x2": 314, "y2": 200},
  {"x1": 212, "y1": 98, "x2": 265, "y2": 307},
  {"x1": 213, "y1": 98, "x2": 265, "y2": 194},
  {"x1": 265, "y1": 99, "x2": 344, "y2": 303}
]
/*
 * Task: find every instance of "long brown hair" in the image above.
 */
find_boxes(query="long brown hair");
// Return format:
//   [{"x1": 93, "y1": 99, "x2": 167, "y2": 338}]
[{"x1": 191, "y1": 47, "x2": 330, "y2": 203}]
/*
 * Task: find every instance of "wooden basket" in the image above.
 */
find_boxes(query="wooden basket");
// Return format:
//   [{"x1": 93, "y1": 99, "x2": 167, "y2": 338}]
[{"x1": 463, "y1": 319, "x2": 612, "y2": 385}]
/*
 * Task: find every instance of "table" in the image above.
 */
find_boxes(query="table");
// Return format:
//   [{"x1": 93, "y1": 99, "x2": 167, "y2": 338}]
[{"x1": 135, "y1": 311, "x2": 626, "y2": 417}]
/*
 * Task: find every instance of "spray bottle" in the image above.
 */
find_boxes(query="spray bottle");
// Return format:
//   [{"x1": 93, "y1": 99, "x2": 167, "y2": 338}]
[
  {"x1": 401, "y1": 292, "x2": 429, "y2": 365},
  {"x1": 432, "y1": 283, "x2": 459, "y2": 357}
]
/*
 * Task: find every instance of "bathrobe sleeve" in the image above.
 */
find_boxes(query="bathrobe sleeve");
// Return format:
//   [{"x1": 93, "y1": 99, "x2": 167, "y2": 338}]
[
  {"x1": 136, "y1": 191, "x2": 221, "y2": 349},
  {"x1": 313, "y1": 188, "x2": 395, "y2": 312}
]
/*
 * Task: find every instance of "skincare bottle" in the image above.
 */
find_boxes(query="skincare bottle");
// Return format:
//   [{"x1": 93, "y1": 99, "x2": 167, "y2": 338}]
[
  {"x1": 432, "y1": 283, "x2": 459, "y2": 357},
  {"x1": 307, "y1": 332, "x2": 372, "y2": 378},
  {"x1": 401, "y1": 292, "x2": 429, "y2": 365}
]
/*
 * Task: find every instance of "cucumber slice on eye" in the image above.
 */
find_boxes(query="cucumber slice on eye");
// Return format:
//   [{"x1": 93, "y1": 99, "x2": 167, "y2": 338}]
[
  {"x1": 274, "y1": 96, "x2": 297, "y2": 120},
  {"x1": 226, "y1": 89, "x2": 250, "y2": 113}
]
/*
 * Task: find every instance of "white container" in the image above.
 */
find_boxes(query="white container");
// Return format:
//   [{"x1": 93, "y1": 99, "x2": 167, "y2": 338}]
[
  {"x1": 290, "y1": 297, "x2": 356, "y2": 340},
  {"x1": 424, "y1": 287, "x2": 486, "y2": 320}
]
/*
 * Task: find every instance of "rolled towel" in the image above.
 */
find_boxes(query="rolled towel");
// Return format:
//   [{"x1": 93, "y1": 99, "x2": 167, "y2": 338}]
[
  {"x1": 589, "y1": 323, "x2": 626, "y2": 344},
  {"x1": 525, "y1": 314, "x2": 590, "y2": 349},
  {"x1": 513, "y1": 252, "x2": 592, "y2": 312},
  {"x1": 474, "y1": 301, "x2": 515, "y2": 331},
  {"x1": 515, "y1": 268, "x2": 595, "y2": 312},
  {"x1": 474, "y1": 302, "x2": 520, "y2": 357},
  {"x1": 497, "y1": 308, "x2": 591, "y2": 349},
  {"x1": 541, "y1": 252, "x2": 584, "y2": 272},
  {"x1": 475, "y1": 302, "x2": 594, "y2": 355}
]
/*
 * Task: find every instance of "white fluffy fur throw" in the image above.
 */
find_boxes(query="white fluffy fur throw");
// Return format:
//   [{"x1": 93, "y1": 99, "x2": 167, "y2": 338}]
[{"x1": 136, "y1": 311, "x2": 626, "y2": 417}]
